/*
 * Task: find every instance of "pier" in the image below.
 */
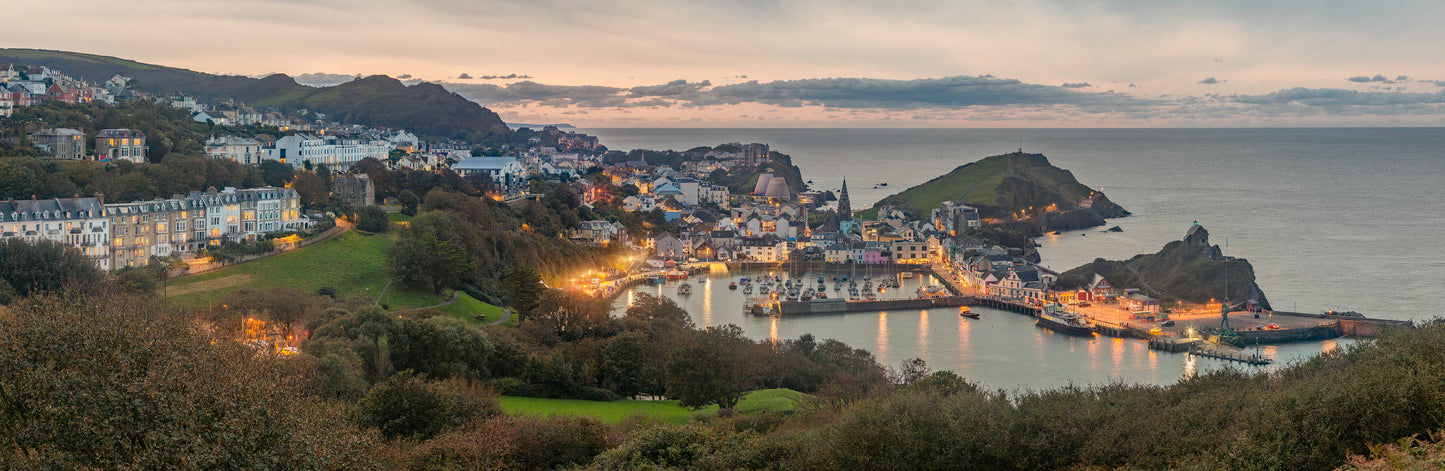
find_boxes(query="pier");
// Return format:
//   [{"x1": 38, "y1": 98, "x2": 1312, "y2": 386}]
[{"x1": 1188, "y1": 343, "x2": 1273, "y2": 365}]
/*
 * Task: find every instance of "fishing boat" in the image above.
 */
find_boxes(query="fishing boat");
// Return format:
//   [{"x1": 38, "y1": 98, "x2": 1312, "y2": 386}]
[
  {"x1": 863, "y1": 291, "x2": 877, "y2": 301},
  {"x1": 901, "y1": 271, "x2": 915, "y2": 279},
  {"x1": 1036, "y1": 303, "x2": 1095, "y2": 336},
  {"x1": 677, "y1": 283, "x2": 693, "y2": 295},
  {"x1": 816, "y1": 291, "x2": 828, "y2": 300},
  {"x1": 959, "y1": 306, "x2": 979, "y2": 319},
  {"x1": 743, "y1": 284, "x2": 753, "y2": 294}
]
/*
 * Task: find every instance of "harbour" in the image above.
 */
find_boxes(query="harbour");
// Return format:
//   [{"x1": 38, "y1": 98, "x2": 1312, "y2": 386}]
[{"x1": 612, "y1": 267, "x2": 1364, "y2": 390}]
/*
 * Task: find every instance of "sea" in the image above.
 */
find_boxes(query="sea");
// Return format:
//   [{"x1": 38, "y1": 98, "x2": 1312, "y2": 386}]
[{"x1": 585, "y1": 128, "x2": 1445, "y2": 391}]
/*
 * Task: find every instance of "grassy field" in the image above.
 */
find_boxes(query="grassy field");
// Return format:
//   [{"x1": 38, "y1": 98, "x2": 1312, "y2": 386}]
[
  {"x1": 499, "y1": 389, "x2": 810, "y2": 424},
  {"x1": 167, "y1": 231, "x2": 393, "y2": 308},
  {"x1": 860, "y1": 154, "x2": 1009, "y2": 219},
  {"x1": 379, "y1": 286, "x2": 450, "y2": 310},
  {"x1": 439, "y1": 293, "x2": 510, "y2": 325}
]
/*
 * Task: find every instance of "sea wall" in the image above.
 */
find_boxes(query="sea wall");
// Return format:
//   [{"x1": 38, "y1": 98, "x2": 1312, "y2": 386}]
[
  {"x1": 775, "y1": 296, "x2": 970, "y2": 315},
  {"x1": 1233, "y1": 323, "x2": 1343, "y2": 343}
]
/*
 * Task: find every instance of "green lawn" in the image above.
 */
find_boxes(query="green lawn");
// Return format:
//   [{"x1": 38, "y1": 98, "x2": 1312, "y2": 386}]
[
  {"x1": 385, "y1": 211, "x2": 411, "y2": 223},
  {"x1": 438, "y1": 293, "x2": 508, "y2": 325},
  {"x1": 380, "y1": 286, "x2": 450, "y2": 309},
  {"x1": 499, "y1": 389, "x2": 809, "y2": 424},
  {"x1": 166, "y1": 231, "x2": 393, "y2": 308}
]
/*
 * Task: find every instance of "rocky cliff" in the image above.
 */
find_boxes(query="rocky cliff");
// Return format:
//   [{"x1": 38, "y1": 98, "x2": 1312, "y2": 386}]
[{"x1": 1055, "y1": 224, "x2": 1271, "y2": 310}]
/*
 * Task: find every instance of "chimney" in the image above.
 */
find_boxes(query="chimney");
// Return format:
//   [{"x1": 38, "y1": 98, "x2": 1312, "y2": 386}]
[{"x1": 94, "y1": 192, "x2": 104, "y2": 204}]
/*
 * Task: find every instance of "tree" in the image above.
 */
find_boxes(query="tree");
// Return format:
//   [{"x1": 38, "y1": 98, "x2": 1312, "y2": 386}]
[
  {"x1": 664, "y1": 325, "x2": 758, "y2": 414},
  {"x1": 399, "y1": 189, "x2": 420, "y2": 216},
  {"x1": 355, "y1": 206, "x2": 390, "y2": 233},
  {"x1": 257, "y1": 160, "x2": 294, "y2": 187},
  {"x1": 0, "y1": 161, "x2": 38, "y2": 199},
  {"x1": 353, "y1": 370, "x2": 499, "y2": 440},
  {"x1": 625, "y1": 292, "x2": 694, "y2": 330},
  {"x1": 0, "y1": 238, "x2": 103, "y2": 301},
  {"x1": 502, "y1": 266, "x2": 545, "y2": 322},
  {"x1": 0, "y1": 295, "x2": 378, "y2": 468},
  {"x1": 291, "y1": 170, "x2": 328, "y2": 208},
  {"x1": 898, "y1": 358, "x2": 931, "y2": 386},
  {"x1": 391, "y1": 231, "x2": 473, "y2": 294},
  {"x1": 600, "y1": 331, "x2": 649, "y2": 398}
]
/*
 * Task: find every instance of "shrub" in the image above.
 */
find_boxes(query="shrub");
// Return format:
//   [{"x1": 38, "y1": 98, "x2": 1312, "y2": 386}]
[{"x1": 353, "y1": 370, "x2": 500, "y2": 440}]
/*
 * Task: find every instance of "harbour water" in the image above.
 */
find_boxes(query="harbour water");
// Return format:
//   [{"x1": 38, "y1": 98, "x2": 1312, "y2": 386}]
[
  {"x1": 611, "y1": 270, "x2": 1351, "y2": 392},
  {"x1": 589, "y1": 128, "x2": 1443, "y2": 389}
]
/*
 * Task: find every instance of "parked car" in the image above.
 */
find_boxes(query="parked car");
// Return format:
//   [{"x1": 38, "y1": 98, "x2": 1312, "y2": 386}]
[{"x1": 1161, "y1": 320, "x2": 1175, "y2": 327}]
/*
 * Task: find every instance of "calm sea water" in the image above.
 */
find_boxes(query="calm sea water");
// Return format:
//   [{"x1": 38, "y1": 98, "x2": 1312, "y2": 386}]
[{"x1": 589, "y1": 128, "x2": 1445, "y2": 389}]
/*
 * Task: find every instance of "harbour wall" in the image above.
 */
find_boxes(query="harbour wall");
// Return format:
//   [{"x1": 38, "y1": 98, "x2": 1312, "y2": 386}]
[{"x1": 775, "y1": 296, "x2": 970, "y2": 315}]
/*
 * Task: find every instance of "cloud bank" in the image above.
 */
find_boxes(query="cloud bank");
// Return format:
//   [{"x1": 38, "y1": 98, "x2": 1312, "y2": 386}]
[{"x1": 432, "y1": 73, "x2": 1445, "y2": 124}]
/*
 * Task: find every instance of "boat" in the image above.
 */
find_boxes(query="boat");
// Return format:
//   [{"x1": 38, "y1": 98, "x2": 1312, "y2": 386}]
[
  {"x1": 817, "y1": 277, "x2": 825, "y2": 284},
  {"x1": 728, "y1": 282, "x2": 738, "y2": 290},
  {"x1": 816, "y1": 291, "x2": 827, "y2": 300},
  {"x1": 959, "y1": 306, "x2": 979, "y2": 319},
  {"x1": 743, "y1": 284, "x2": 753, "y2": 294},
  {"x1": 1036, "y1": 303, "x2": 1095, "y2": 336},
  {"x1": 901, "y1": 271, "x2": 915, "y2": 279},
  {"x1": 677, "y1": 283, "x2": 693, "y2": 295}
]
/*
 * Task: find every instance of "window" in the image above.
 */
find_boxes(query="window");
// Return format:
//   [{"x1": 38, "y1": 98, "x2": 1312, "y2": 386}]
[{"x1": 113, "y1": 238, "x2": 121, "y2": 247}]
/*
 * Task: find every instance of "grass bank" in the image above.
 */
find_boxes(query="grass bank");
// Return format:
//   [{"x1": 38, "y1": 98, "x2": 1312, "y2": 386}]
[
  {"x1": 499, "y1": 388, "x2": 809, "y2": 424},
  {"x1": 166, "y1": 231, "x2": 392, "y2": 308}
]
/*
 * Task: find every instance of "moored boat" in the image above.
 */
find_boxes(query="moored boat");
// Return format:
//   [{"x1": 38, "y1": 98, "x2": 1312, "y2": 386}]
[
  {"x1": 677, "y1": 283, "x2": 693, "y2": 295},
  {"x1": 959, "y1": 306, "x2": 979, "y2": 319},
  {"x1": 1036, "y1": 303, "x2": 1095, "y2": 336},
  {"x1": 729, "y1": 281, "x2": 738, "y2": 290}
]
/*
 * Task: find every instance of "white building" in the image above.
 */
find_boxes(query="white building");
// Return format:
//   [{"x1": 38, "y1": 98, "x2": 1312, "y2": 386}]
[
  {"x1": 452, "y1": 157, "x2": 526, "y2": 190},
  {"x1": 205, "y1": 136, "x2": 264, "y2": 164},
  {"x1": 266, "y1": 134, "x2": 389, "y2": 171},
  {"x1": 0, "y1": 197, "x2": 111, "y2": 270}
]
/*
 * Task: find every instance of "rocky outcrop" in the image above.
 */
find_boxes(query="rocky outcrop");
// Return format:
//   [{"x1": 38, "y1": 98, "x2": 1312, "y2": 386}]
[{"x1": 1055, "y1": 224, "x2": 1272, "y2": 310}]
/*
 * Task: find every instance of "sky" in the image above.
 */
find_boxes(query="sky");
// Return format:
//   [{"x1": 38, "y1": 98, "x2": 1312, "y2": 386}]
[{"x1": 9, "y1": 0, "x2": 1445, "y2": 127}]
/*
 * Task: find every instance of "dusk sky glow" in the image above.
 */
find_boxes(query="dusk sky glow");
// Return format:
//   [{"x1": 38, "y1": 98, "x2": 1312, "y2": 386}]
[{"x1": 12, "y1": 0, "x2": 1445, "y2": 127}]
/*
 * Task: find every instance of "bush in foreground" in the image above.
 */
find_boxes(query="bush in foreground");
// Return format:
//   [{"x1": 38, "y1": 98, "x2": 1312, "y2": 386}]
[{"x1": 0, "y1": 295, "x2": 378, "y2": 469}]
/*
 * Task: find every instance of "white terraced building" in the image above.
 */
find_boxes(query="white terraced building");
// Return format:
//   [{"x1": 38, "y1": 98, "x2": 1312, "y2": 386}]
[
  {"x1": 0, "y1": 186, "x2": 307, "y2": 271},
  {"x1": 266, "y1": 134, "x2": 389, "y2": 171}
]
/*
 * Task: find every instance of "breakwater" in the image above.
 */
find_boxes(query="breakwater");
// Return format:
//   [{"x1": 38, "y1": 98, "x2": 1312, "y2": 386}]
[{"x1": 769, "y1": 296, "x2": 970, "y2": 315}]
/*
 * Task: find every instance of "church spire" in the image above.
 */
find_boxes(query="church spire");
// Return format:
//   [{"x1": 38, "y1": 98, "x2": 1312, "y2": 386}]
[{"x1": 838, "y1": 177, "x2": 852, "y2": 220}]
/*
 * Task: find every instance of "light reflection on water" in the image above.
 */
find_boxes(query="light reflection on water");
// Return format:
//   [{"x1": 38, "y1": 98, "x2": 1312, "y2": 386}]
[
  {"x1": 876, "y1": 312, "x2": 889, "y2": 360},
  {"x1": 612, "y1": 269, "x2": 1358, "y2": 391},
  {"x1": 918, "y1": 310, "x2": 930, "y2": 352}
]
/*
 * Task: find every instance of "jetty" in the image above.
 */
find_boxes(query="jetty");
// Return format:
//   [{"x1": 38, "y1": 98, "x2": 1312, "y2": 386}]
[{"x1": 1188, "y1": 343, "x2": 1273, "y2": 365}]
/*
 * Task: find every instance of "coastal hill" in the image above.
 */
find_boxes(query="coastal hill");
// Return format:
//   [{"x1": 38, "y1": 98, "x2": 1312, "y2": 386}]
[
  {"x1": 0, "y1": 49, "x2": 511, "y2": 142},
  {"x1": 863, "y1": 152, "x2": 1128, "y2": 232},
  {"x1": 1055, "y1": 224, "x2": 1272, "y2": 310}
]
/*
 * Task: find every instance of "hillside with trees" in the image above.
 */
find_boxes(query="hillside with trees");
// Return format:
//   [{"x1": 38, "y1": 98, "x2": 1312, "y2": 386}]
[{"x1": 0, "y1": 49, "x2": 512, "y2": 143}]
